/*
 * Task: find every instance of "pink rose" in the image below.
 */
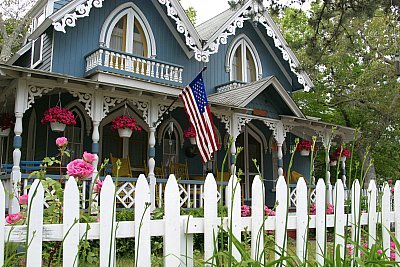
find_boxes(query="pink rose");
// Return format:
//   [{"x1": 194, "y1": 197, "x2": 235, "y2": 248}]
[
  {"x1": 377, "y1": 249, "x2": 383, "y2": 255},
  {"x1": 264, "y1": 205, "x2": 276, "y2": 216},
  {"x1": 6, "y1": 212, "x2": 23, "y2": 224},
  {"x1": 56, "y1": 137, "x2": 68, "y2": 147},
  {"x1": 83, "y1": 151, "x2": 96, "y2": 164},
  {"x1": 241, "y1": 205, "x2": 251, "y2": 217},
  {"x1": 18, "y1": 194, "x2": 28, "y2": 205},
  {"x1": 67, "y1": 159, "x2": 94, "y2": 179},
  {"x1": 94, "y1": 179, "x2": 103, "y2": 193}
]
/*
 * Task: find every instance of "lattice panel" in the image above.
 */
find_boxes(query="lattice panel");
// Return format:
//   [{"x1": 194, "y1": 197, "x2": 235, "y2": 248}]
[
  {"x1": 116, "y1": 182, "x2": 136, "y2": 208},
  {"x1": 178, "y1": 184, "x2": 188, "y2": 207}
]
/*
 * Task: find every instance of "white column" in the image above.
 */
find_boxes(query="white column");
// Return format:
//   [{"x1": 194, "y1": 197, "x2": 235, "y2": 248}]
[
  {"x1": 148, "y1": 127, "x2": 156, "y2": 211},
  {"x1": 321, "y1": 129, "x2": 333, "y2": 203},
  {"x1": 274, "y1": 122, "x2": 286, "y2": 179}
]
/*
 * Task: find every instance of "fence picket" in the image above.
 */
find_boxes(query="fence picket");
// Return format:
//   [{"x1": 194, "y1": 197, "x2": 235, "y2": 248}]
[
  {"x1": 367, "y1": 179, "x2": 377, "y2": 248},
  {"x1": 0, "y1": 180, "x2": 4, "y2": 266},
  {"x1": 394, "y1": 180, "x2": 400, "y2": 261},
  {"x1": 100, "y1": 175, "x2": 116, "y2": 267},
  {"x1": 296, "y1": 177, "x2": 307, "y2": 263},
  {"x1": 333, "y1": 179, "x2": 345, "y2": 259},
  {"x1": 204, "y1": 173, "x2": 218, "y2": 266},
  {"x1": 26, "y1": 179, "x2": 44, "y2": 267},
  {"x1": 63, "y1": 177, "x2": 80, "y2": 267},
  {"x1": 164, "y1": 174, "x2": 181, "y2": 266},
  {"x1": 315, "y1": 178, "x2": 326, "y2": 265},
  {"x1": 134, "y1": 174, "x2": 151, "y2": 266},
  {"x1": 351, "y1": 179, "x2": 361, "y2": 256},
  {"x1": 275, "y1": 176, "x2": 287, "y2": 261},
  {"x1": 226, "y1": 175, "x2": 241, "y2": 262},
  {"x1": 251, "y1": 175, "x2": 264, "y2": 263},
  {"x1": 382, "y1": 183, "x2": 391, "y2": 258}
]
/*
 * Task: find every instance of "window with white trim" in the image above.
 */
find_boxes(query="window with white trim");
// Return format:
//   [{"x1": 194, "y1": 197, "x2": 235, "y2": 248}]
[
  {"x1": 228, "y1": 37, "x2": 261, "y2": 83},
  {"x1": 31, "y1": 35, "x2": 43, "y2": 68}
]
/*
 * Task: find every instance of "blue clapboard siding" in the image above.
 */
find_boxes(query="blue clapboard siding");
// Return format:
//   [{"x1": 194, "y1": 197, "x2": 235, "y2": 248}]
[
  {"x1": 37, "y1": 30, "x2": 53, "y2": 71},
  {"x1": 51, "y1": 0, "x2": 298, "y2": 95},
  {"x1": 53, "y1": 0, "x2": 72, "y2": 12},
  {"x1": 14, "y1": 49, "x2": 31, "y2": 68}
]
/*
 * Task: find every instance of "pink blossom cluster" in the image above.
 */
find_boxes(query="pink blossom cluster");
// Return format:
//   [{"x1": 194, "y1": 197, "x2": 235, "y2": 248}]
[
  {"x1": 56, "y1": 137, "x2": 68, "y2": 148},
  {"x1": 183, "y1": 126, "x2": 196, "y2": 139},
  {"x1": 391, "y1": 241, "x2": 396, "y2": 260},
  {"x1": 41, "y1": 106, "x2": 76, "y2": 125},
  {"x1": 240, "y1": 205, "x2": 276, "y2": 217},
  {"x1": 6, "y1": 212, "x2": 23, "y2": 224},
  {"x1": 66, "y1": 151, "x2": 96, "y2": 179},
  {"x1": 309, "y1": 202, "x2": 335, "y2": 215},
  {"x1": 111, "y1": 115, "x2": 141, "y2": 131},
  {"x1": 0, "y1": 112, "x2": 15, "y2": 130},
  {"x1": 18, "y1": 194, "x2": 28, "y2": 205},
  {"x1": 94, "y1": 179, "x2": 103, "y2": 193}
]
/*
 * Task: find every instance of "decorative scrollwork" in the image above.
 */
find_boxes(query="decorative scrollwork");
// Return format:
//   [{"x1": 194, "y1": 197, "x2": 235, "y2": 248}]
[
  {"x1": 69, "y1": 90, "x2": 93, "y2": 118},
  {"x1": 237, "y1": 116, "x2": 253, "y2": 134},
  {"x1": 132, "y1": 100, "x2": 149, "y2": 124},
  {"x1": 214, "y1": 113, "x2": 231, "y2": 133},
  {"x1": 26, "y1": 85, "x2": 54, "y2": 112},
  {"x1": 103, "y1": 96, "x2": 123, "y2": 120},
  {"x1": 53, "y1": 0, "x2": 104, "y2": 33},
  {"x1": 156, "y1": 103, "x2": 177, "y2": 128}
]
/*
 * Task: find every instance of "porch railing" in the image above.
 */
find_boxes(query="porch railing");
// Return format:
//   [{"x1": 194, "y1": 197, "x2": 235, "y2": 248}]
[{"x1": 85, "y1": 48, "x2": 184, "y2": 85}]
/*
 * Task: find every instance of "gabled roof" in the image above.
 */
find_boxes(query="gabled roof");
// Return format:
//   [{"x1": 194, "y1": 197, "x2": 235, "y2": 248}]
[
  {"x1": 208, "y1": 76, "x2": 305, "y2": 118},
  {"x1": 196, "y1": 9, "x2": 236, "y2": 40}
]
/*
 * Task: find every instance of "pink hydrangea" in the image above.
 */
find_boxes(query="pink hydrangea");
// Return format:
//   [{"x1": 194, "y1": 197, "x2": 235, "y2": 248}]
[
  {"x1": 241, "y1": 205, "x2": 251, "y2": 217},
  {"x1": 377, "y1": 249, "x2": 383, "y2": 255},
  {"x1": 264, "y1": 206, "x2": 276, "y2": 216},
  {"x1": 346, "y1": 244, "x2": 354, "y2": 255},
  {"x1": 18, "y1": 194, "x2": 28, "y2": 205},
  {"x1": 67, "y1": 159, "x2": 94, "y2": 179},
  {"x1": 83, "y1": 151, "x2": 96, "y2": 164},
  {"x1": 56, "y1": 137, "x2": 68, "y2": 147},
  {"x1": 6, "y1": 212, "x2": 23, "y2": 224},
  {"x1": 94, "y1": 179, "x2": 103, "y2": 193},
  {"x1": 391, "y1": 241, "x2": 396, "y2": 260}
]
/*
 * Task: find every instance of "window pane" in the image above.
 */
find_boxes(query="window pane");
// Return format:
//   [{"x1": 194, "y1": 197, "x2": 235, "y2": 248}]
[
  {"x1": 232, "y1": 45, "x2": 242, "y2": 81},
  {"x1": 246, "y1": 47, "x2": 256, "y2": 82},
  {"x1": 110, "y1": 15, "x2": 127, "y2": 52},
  {"x1": 132, "y1": 20, "x2": 147, "y2": 57}
]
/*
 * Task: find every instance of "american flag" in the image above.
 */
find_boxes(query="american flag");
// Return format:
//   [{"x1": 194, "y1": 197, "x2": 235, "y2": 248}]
[{"x1": 180, "y1": 72, "x2": 220, "y2": 163}]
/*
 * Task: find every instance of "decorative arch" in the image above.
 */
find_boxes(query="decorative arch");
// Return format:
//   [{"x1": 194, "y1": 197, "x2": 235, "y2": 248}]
[
  {"x1": 247, "y1": 123, "x2": 268, "y2": 154},
  {"x1": 157, "y1": 118, "x2": 184, "y2": 149},
  {"x1": 101, "y1": 103, "x2": 149, "y2": 132},
  {"x1": 99, "y1": 2, "x2": 156, "y2": 57},
  {"x1": 225, "y1": 34, "x2": 262, "y2": 81},
  {"x1": 64, "y1": 101, "x2": 92, "y2": 136}
]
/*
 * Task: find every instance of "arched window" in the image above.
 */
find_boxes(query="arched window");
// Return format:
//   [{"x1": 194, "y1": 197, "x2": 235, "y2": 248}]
[
  {"x1": 100, "y1": 3, "x2": 156, "y2": 58},
  {"x1": 227, "y1": 35, "x2": 262, "y2": 83},
  {"x1": 65, "y1": 108, "x2": 84, "y2": 160},
  {"x1": 163, "y1": 124, "x2": 179, "y2": 170}
]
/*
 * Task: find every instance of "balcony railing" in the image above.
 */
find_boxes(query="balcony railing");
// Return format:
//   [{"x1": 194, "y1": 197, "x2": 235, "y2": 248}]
[{"x1": 85, "y1": 48, "x2": 184, "y2": 86}]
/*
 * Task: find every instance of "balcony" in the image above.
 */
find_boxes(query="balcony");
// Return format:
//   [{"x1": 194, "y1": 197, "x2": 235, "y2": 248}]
[{"x1": 85, "y1": 48, "x2": 184, "y2": 87}]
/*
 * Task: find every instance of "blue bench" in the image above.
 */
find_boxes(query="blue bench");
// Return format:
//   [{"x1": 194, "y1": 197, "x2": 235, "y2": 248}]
[{"x1": 0, "y1": 161, "x2": 42, "y2": 174}]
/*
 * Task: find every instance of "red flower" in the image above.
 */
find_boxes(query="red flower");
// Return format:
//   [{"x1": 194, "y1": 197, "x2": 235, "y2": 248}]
[
  {"x1": 41, "y1": 106, "x2": 76, "y2": 125},
  {"x1": 183, "y1": 126, "x2": 196, "y2": 139},
  {"x1": 0, "y1": 113, "x2": 15, "y2": 130},
  {"x1": 333, "y1": 146, "x2": 351, "y2": 158},
  {"x1": 111, "y1": 115, "x2": 142, "y2": 131},
  {"x1": 297, "y1": 139, "x2": 314, "y2": 152}
]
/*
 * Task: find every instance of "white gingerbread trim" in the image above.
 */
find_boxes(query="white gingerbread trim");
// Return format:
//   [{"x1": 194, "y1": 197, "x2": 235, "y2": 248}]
[
  {"x1": 157, "y1": 117, "x2": 184, "y2": 148},
  {"x1": 26, "y1": 84, "x2": 54, "y2": 113},
  {"x1": 68, "y1": 90, "x2": 93, "y2": 119}
]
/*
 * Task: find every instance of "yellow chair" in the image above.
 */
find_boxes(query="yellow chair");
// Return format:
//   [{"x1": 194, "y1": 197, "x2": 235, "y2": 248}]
[
  {"x1": 110, "y1": 154, "x2": 132, "y2": 177},
  {"x1": 169, "y1": 160, "x2": 189, "y2": 180}
]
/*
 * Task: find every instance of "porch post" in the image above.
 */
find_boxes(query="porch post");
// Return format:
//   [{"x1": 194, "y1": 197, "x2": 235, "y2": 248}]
[
  {"x1": 148, "y1": 126, "x2": 156, "y2": 211},
  {"x1": 274, "y1": 122, "x2": 286, "y2": 179},
  {"x1": 321, "y1": 129, "x2": 333, "y2": 204},
  {"x1": 10, "y1": 80, "x2": 27, "y2": 213},
  {"x1": 91, "y1": 92, "x2": 103, "y2": 180}
]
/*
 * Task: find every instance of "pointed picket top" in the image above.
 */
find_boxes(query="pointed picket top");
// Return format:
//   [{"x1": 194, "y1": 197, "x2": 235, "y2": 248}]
[
  {"x1": 27, "y1": 179, "x2": 44, "y2": 267},
  {"x1": 251, "y1": 175, "x2": 264, "y2": 263},
  {"x1": 100, "y1": 175, "x2": 116, "y2": 267},
  {"x1": 394, "y1": 180, "x2": 400, "y2": 261},
  {"x1": 135, "y1": 174, "x2": 151, "y2": 266},
  {"x1": 296, "y1": 177, "x2": 308, "y2": 263},
  {"x1": 367, "y1": 179, "x2": 378, "y2": 248},
  {"x1": 203, "y1": 173, "x2": 218, "y2": 266},
  {"x1": 0, "y1": 180, "x2": 5, "y2": 266},
  {"x1": 315, "y1": 178, "x2": 326, "y2": 265},
  {"x1": 333, "y1": 179, "x2": 345, "y2": 260},
  {"x1": 226, "y1": 174, "x2": 241, "y2": 262},
  {"x1": 275, "y1": 176, "x2": 288, "y2": 261},
  {"x1": 382, "y1": 182, "x2": 391, "y2": 258},
  {"x1": 63, "y1": 177, "x2": 80, "y2": 267},
  {"x1": 164, "y1": 174, "x2": 181, "y2": 266}
]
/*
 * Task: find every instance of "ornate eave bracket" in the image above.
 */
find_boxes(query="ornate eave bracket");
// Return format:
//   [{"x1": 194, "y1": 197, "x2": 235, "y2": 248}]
[
  {"x1": 69, "y1": 90, "x2": 93, "y2": 119},
  {"x1": 131, "y1": 100, "x2": 150, "y2": 125},
  {"x1": 53, "y1": 0, "x2": 104, "y2": 33},
  {"x1": 25, "y1": 85, "x2": 54, "y2": 113},
  {"x1": 263, "y1": 120, "x2": 292, "y2": 145}
]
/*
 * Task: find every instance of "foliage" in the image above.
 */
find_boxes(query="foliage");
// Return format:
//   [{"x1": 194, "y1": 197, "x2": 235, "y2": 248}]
[
  {"x1": 111, "y1": 115, "x2": 142, "y2": 131},
  {"x1": 41, "y1": 106, "x2": 77, "y2": 125},
  {"x1": 0, "y1": 112, "x2": 14, "y2": 130}
]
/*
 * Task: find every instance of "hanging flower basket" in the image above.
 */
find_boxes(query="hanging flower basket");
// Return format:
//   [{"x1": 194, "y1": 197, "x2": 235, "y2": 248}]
[
  {"x1": 41, "y1": 106, "x2": 76, "y2": 132},
  {"x1": 330, "y1": 154, "x2": 338, "y2": 166},
  {"x1": 330, "y1": 160, "x2": 337, "y2": 166},
  {"x1": 297, "y1": 139, "x2": 312, "y2": 156},
  {"x1": 0, "y1": 113, "x2": 15, "y2": 137},
  {"x1": 300, "y1": 149, "x2": 310, "y2": 156},
  {"x1": 333, "y1": 146, "x2": 351, "y2": 161},
  {"x1": 184, "y1": 126, "x2": 196, "y2": 144},
  {"x1": 111, "y1": 115, "x2": 141, "y2": 138}
]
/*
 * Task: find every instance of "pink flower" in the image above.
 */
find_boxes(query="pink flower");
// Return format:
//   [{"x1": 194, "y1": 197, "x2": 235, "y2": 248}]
[
  {"x1": 67, "y1": 159, "x2": 94, "y2": 179},
  {"x1": 364, "y1": 243, "x2": 368, "y2": 248},
  {"x1": 377, "y1": 249, "x2": 383, "y2": 255},
  {"x1": 94, "y1": 179, "x2": 103, "y2": 193},
  {"x1": 241, "y1": 205, "x2": 251, "y2": 217},
  {"x1": 6, "y1": 212, "x2": 23, "y2": 224},
  {"x1": 264, "y1": 205, "x2": 276, "y2": 216},
  {"x1": 346, "y1": 244, "x2": 354, "y2": 255},
  {"x1": 56, "y1": 137, "x2": 68, "y2": 147},
  {"x1": 97, "y1": 215, "x2": 100, "y2": 222},
  {"x1": 83, "y1": 151, "x2": 96, "y2": 164},
  {"x1": 326, "y1": 203, "x2": 335, "y2": 214},
  {"x1": 18, "y1": 194, "x2": 28, "y2": 205}
]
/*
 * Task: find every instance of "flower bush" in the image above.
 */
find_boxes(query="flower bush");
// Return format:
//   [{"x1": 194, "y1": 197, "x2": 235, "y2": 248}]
[
  {"x1": 83, "y1": 151, "x2": 96, "y2": 164},
  {"x1": 41, "y1": 106, "x2": 76, "y2": 125},
  {"x1": 18, "y1": 194, "x2": 28, "y2": 205},
  {"x1": 183, "y1": 125, "x2": 196, "y2": 139},
  {"x1": 310, "y1": 202, "x2": 335, "y2": 215},
  {"x1": 94, "y1": 179, "x2": 103, "y2": 193},
  {"x1": 0, "y1": 112, "x2": 15, "y2": 130},
  {"x1": 241, "y1": 205, "x2": 276, "y2": 217},
  {"x1": 111, "y1": 115, "x2": 141, "y2": 131}
]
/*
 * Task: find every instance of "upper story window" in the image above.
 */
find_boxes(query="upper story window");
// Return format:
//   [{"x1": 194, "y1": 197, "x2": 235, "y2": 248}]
[
  {"x1": 226, "y1": 34, "x2": 262, "y2": 83},
  {"x1": 100, "y1": 3, "x2": 156, "y2": 58}
]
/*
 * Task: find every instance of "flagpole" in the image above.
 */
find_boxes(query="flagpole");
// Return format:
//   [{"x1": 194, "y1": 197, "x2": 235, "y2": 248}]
[{"x1": 153, "y1": 66, "x2": 207, "y2": 127}]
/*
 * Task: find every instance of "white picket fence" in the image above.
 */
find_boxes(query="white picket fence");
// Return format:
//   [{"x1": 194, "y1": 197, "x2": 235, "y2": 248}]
[{"x1": 0, "y1": 174, "x2": 399, "y2": 266}]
